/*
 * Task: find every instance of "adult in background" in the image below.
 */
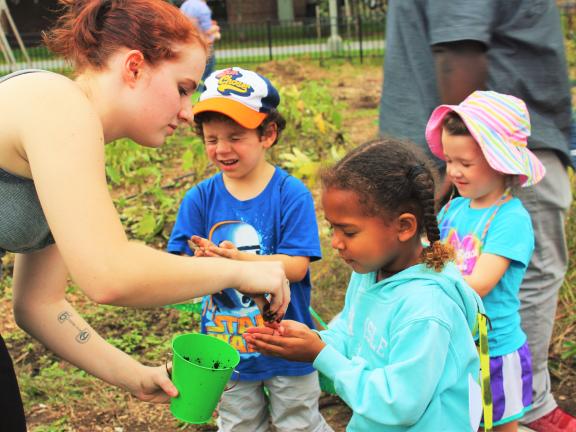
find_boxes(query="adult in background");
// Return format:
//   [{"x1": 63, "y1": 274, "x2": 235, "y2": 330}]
[
  {"x1": 0, "y1": 0, "x2": 289, "y2": 430},
  {"x1": 180, "y1": 0, "x2": 221, "y2": 91},
  {"x1": 378, "y1": 1, "x2": 575, "y2": 431}
]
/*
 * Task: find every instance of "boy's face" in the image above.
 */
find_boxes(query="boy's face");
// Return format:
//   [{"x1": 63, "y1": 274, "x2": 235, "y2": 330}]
[
  {"x1": 442, "y1": 129, "x2": 506, "y2": 207},
  {"x1": 202, "y1": 117, "x2": 275, "y2": 180}
]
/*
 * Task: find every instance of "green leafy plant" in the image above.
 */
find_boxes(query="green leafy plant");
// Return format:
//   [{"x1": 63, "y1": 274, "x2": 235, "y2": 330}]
[{"x1": 272, "y1": 81, "x2": 348, "y2": 184}]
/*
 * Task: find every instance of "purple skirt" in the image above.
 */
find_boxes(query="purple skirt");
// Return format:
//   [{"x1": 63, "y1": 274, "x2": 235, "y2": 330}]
[{"x1": 481, "y1": 341, "x2": 533, "y2": 426}]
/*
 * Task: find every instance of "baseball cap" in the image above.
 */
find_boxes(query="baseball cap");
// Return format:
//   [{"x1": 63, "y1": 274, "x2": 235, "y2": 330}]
[{"x1": 192, "y1": 67, "x2": 280, "y2": 129}]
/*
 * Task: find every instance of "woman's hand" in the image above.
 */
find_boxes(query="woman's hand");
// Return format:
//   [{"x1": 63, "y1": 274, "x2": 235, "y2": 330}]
[
  {"x1": 130, "y1": 364, "x2": 178, "y2": 404},
  {"x1": 243, "y1": 320, "x2": 325, "y2": 362},
  {"x1": 237, "y1": 261, "x2": 290, "y2": 320},
  {"x1": 189, "y1": 236, "x2": 289, "y2": 318}
]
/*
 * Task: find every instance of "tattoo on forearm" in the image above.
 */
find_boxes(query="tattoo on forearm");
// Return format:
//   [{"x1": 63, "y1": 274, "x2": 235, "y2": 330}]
[{"x1": 57, "y1": 311, "x2": 91, "y2": 344}]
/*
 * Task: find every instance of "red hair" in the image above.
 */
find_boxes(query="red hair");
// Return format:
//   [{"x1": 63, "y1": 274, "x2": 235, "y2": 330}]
[{"x1": 43, "y1": 0, "x2": 208, "y2": 72}]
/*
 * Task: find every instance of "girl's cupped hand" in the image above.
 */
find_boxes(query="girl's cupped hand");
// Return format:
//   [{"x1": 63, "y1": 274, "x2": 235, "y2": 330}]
[{"x1": 243, "y1": 320, "x2": 326, "y2": 363}]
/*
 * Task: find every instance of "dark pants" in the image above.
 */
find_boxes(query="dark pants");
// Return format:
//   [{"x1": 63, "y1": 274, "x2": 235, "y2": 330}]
[
  {"x1": 0, "y1": 333, "x2": 26, "y2": 431},
  {"x1": 197, "y1": 51, "x2": 216, "y2": 93}
]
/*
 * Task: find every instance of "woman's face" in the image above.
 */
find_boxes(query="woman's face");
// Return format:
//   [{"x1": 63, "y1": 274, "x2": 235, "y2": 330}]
[{"x1": 128, "y1": 43, "x2": 207, "y2": 147}]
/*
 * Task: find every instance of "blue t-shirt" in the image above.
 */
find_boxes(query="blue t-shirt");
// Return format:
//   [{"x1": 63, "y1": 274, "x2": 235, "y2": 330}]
[
  {"x1": 438, "y1": 197, "x2": 533, "y2": 356},
  {"x1": 167, "y1": 167, "x2": 321, "y2": 380}
]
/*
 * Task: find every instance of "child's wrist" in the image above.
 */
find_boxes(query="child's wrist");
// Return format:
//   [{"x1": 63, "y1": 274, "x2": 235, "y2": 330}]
[{"x1": 312, "y1": 339, "x2": 327, "y2": 359}]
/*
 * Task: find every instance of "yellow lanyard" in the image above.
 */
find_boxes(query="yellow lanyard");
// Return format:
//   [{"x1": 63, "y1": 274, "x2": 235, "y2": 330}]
[{"x1": 475, "y1": 313, "x2": 493, "y2": 432}]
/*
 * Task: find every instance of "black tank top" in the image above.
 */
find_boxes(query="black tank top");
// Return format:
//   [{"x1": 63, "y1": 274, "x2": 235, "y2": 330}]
[{"x1": 0, "y1": 70, "x2": 55, "y2": 274}]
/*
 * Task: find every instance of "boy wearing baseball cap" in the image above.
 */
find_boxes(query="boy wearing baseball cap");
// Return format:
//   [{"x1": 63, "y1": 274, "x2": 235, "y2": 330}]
[
  {"x1": 167, "y1": 67, "x2": 333, "y2": 432},
  {"x1": 426, "y1": 90, "x2": 545, "y2": 431}
]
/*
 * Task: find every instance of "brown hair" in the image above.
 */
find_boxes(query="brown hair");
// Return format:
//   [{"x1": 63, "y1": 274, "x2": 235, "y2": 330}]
[
  {"x1": 43, "y1": 0, "x2": 208, "y2": 72},
  {"x1": 194, "y1": 110, "x2": 287, "y2": 147},
  {"x1": 442, "y1": 111, "x2": 470, "y2": 136},
  {"x1": 321, "y1": 138, "x2": 454, "y2": 271}
]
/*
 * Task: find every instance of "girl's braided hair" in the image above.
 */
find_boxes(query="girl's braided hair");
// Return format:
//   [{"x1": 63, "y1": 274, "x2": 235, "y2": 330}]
[{"x1": 321, "y1": 137, "x2": 454, "y2": 271}]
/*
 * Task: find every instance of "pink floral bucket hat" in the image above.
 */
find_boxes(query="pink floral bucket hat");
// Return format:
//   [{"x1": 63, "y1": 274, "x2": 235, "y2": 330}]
[{"x1": 425, "y1": 90, "x2": 546, "y2": 187}]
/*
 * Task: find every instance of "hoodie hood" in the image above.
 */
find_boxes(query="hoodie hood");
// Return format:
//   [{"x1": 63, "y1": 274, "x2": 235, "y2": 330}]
[{"x1": 372, "y1": 263, "x2": 484, "y2": 332}]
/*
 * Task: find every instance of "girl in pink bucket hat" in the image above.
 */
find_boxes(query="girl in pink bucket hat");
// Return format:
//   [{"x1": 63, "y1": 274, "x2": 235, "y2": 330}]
[{"x1": 426, "y1": 90, "x2": 545, "y2": 431}]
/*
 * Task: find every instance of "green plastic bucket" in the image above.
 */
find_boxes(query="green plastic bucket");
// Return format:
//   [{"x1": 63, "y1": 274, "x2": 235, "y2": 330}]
[{"x1": 170, "y1": 333, "x2": 240, "y2": 424}]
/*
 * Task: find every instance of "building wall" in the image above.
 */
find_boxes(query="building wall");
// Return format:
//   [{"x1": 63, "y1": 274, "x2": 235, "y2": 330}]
[
  {"x1": 294, "y1": 0, "x2": 309, "y2": 18},
  {"x1": 225, "y1": 0, "x2": 277, "y2": 23},
  {"x1": 224, "y1": 0, "x2": 311, "y2": 23},
  {"x1": 3, "y1": 0, "x2": 320, "y2": 39}
]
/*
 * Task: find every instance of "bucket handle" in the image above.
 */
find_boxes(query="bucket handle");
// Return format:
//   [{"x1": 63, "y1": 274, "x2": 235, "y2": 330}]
[
  {"x1": 166, "y1": 356, "x2": 173, "y2": 378},
  {"x1": 224, "y1": 370, "x2": 241, "y2": 391}
]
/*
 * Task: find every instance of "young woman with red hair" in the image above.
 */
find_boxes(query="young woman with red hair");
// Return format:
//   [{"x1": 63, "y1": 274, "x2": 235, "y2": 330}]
[{"x1": 0, "y1": 1, "x2": 289, "y2": 428}]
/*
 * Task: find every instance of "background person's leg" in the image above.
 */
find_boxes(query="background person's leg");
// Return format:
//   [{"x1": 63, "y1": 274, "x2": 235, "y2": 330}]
[
  {"x1": 515, "y1": 150, "x2": 572, "y2": 423},
  {"x1": 197, "y1": 51, "x2": 216, "y2": 93}
]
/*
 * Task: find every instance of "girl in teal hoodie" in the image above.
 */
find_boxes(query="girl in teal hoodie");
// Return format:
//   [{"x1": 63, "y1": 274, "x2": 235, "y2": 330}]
[{"x1": 245, "y1": 138, "x2": 485, "y2": 431}]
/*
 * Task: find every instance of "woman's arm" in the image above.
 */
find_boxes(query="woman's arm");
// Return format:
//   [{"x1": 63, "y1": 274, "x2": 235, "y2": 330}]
[
  {"x1": 12, "y1": 246, "x2": 176, "y2": 402},
  {"x1": 11, "y1": 74, "x2": 288, "y2": 313},
  {"x1": 463, "y1": 253, "x2": 510, "y2": 297},
  {"x1": 225, "y1": 251, "x2": 309, "y2": 283},
  {"x1": 190, "y1": 236, "x2": 310, "y2": 282}
]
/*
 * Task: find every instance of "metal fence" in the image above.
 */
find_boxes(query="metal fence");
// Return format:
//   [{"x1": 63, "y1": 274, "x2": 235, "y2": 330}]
[
  {"x1": 1, "y1": 6, "x2": 575, "y2": 76},
  {"x1": 0, "y1": 15, "x2": 386, "y2": 75},
  {"x1": 213, "y1": 14, "x2": 386, "y2": 65}
]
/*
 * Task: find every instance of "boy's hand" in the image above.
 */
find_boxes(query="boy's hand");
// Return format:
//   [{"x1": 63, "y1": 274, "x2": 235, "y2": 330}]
[
  {"x1": 243, "y1": 320, "x2": 325, "y2": 362},
  {"x1": 189, "y1": 236, "x2": 240, "y2": 259},
  {"x1": 206, "y1": 240, "x2": 240, "y2": 260},
  {"x1": 188, "y1": 235, "x2": 217, "y2": 257}
]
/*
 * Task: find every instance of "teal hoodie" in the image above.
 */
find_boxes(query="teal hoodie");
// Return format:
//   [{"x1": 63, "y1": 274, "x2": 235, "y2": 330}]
[{"x1": 314, "y1": 263, "x2": 484, "y2": 431}]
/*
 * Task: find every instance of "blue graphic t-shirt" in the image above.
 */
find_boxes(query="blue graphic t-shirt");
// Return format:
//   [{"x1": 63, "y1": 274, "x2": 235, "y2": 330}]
[
  {"x1": 438, "y1": 197, "x2": 533, "y2": 356},
  {"x1": 167, "y1": 167, "x2": 321, "y2": 380}
]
